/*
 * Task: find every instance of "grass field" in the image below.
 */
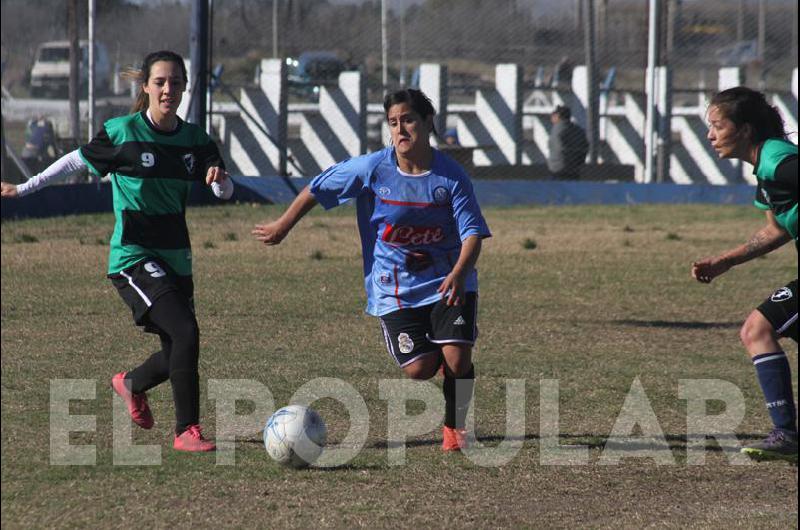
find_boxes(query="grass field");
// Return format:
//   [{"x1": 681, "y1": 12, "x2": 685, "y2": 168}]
[{"x1": 1, "y1": 203, "x2": 797, "y2": 528}]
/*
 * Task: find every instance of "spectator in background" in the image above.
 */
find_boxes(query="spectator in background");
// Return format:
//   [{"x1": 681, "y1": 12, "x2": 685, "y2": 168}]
[
  {"x1": 21, "y1": 115, "x2": 59, "y2": 174},
  {"x1": 549, "y1": 56, "x2": 573, "y2": 89},
  {"x1": 442, "y1": 127, "x2": 460, "y2": 146},
  {"x1": 547, "y1": 105, "x2": 589, "y2": 180}
]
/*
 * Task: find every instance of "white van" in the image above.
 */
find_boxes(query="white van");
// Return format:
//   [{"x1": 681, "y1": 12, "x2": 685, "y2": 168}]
[{"x1": 30, "y1": 40, "x2": 111, "y2": 98}]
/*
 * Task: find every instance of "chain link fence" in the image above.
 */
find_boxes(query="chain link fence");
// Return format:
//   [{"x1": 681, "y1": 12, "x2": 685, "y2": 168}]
[
  {"x1": 1, "y1": 0, "x2": 797, "y2": 183},
  {"x1": 3, "y1": 1, "x2": 796, "y2": 98}
]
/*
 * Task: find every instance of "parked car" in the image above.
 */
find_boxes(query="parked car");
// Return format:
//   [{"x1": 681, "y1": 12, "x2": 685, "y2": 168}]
[
  {"x1": 30, "y1": 40, "x2": 111, "y2": 98},
  {"x1": 286, "y1": 51, "x2": 349, "y2": 101},
  {"x1": 716, "y1": 40, "x2": 759, "y2": 66}
]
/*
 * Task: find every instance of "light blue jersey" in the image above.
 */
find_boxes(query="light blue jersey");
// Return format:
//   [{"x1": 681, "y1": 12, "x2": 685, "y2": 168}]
[{"x1": 310, "y1": 147, "x2": 491, "y2": 316}]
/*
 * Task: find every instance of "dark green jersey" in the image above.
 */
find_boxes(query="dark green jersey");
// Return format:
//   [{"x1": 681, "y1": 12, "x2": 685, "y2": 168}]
[
  {"x1": 753, "y1": 138, "x2": 798, "y2": 241},
  {"x1": 79, "y1": 112, "x2": 224, "y2": 276}
]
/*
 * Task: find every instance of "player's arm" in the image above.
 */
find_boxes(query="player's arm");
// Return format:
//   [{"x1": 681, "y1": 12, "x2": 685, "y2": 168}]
[
  {"x1": 1, "y1": 149, "x2": 87, "y2": 198},
  {"x1": 438, "y1": 235, "x2": 482, "y2": 306},
  {"x1": 252, "y1": 186, "x2": 318, "y2": 245},
  {"x1": 691, "y1": 210, "x2": 791, "y2": 283}
]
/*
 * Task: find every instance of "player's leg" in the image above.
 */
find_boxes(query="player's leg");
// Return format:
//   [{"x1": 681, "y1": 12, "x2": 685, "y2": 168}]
[
  {"x1": 741, "y1": 280, "x2": 798, "y2": 462},
  {"x1": 126, "y1": 333, "x2": 171, "y2": 393},
  {"x1": 145, "y1": 291, "x2": 214, "y2": 451},
  {"x1": 430, "y1": 293, "x2": 478, "y2": 451},
  {"x1": 108, "y1": 262, "x2": 179, "y2": 429},
  {"x1": 109, "y1": 334, "x2": 170, "y2": 430}
]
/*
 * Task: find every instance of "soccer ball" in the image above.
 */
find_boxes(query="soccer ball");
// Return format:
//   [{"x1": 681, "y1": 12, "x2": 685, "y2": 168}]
[{"x1": 263, "y1": 405, "x2": 327, "y2": 468}]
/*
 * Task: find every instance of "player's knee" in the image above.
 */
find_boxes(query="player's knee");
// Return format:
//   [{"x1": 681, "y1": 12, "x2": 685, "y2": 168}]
[
  {"x1": 739, "y1": 312, "x2": 775, "y2": 349},
  {"x1": 442, "y1": 348, "x2": 472, "y2": 378},
  {"x1": 403, "y1": 354, "x2": 440, "y2": 380}
]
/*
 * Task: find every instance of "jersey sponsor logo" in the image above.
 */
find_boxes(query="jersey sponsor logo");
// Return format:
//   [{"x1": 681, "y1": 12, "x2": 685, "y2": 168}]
[
  {"x1": 397, "y1": 333, "x2": 414, "y2": 354},
  {"x1": 378, "y1": 186, "x2": 391, "y2": 196},
  {"x1": 382, "y1": 224, "x2": 445, "y2": 246},
  {"x1": 771, "y1": 287, "x2": 793, "y2": 302},
  {"x1": 141, "y1": 152, "x2": 156, "y2": 167},
  {"x1": 433, "y1": 186, "x2": 450, "y2": 205},
  {"x1": 182, "y1": 153, "x2": 196, "y2": 174},
  {"x1": 405, "y1": 249, "x2": 433, "y2": 272}
]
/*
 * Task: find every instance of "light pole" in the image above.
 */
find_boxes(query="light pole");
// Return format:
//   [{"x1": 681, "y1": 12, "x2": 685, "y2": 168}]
[
  {"x1": 381, "y1": 0, "x2": 388, "y2": 93},
  {"x1": 273, "y1": 0, "x2": 279, "y2": 58}
]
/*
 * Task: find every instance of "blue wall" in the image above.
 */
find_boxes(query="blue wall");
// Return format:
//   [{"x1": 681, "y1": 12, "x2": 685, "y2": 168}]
[{"x1": 1, "y1": 176, "x2": 755, "y2": 220}]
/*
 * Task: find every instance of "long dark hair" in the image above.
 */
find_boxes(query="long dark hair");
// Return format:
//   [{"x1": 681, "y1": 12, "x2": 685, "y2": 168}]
[
  {"x1": 709, "y1": 87, "x2": 787, "y2": 144},
  {"x1": 383, "y1": 88, "x2": 437, "y2": 136},
  {"x1": 128, "y1": 50, "x2": 188, "y2": 114}
]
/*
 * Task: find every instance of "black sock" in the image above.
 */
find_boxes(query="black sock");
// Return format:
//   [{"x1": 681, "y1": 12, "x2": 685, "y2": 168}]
[{"x1": 443, "y1": 364, "x2": 475, "y2": 429}]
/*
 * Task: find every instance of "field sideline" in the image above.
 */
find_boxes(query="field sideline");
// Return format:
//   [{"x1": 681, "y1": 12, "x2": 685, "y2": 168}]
[{"x1": 2, "y1": 203, "x2": 797, "y2": 528}]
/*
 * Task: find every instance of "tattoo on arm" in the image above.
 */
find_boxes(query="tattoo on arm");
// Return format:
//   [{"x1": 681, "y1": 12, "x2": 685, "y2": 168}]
[{"x1": 744, "y1": 227, "x2": 787, "y2": 257}]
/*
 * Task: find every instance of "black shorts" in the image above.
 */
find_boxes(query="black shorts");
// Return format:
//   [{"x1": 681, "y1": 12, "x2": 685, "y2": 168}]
[
  {"x1": 109, "y1": 258, "x2": 194, "y2": 334},
  {"x1": 756, "y1": 279, "x2": 798, "y2": 342},
  {"x1": 379, "y1": 292, "x2": 478, "y2": 367}
]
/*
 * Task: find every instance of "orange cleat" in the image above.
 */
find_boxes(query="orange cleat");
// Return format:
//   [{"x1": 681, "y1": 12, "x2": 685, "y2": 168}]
[
  {"x1": 173, "y1": 425, "x2": 216, "y2": 452},
  {"x1": 111, "y1": 372, "x2": 154, "y2": 429},
  {"x1": 442, "y1": 425, "x2": 469, "y2": 452}
]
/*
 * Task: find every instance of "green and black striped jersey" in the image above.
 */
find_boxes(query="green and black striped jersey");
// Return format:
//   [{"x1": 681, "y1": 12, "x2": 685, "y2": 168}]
[
  {"x1": 753, "y1": 138, "x2": 798, "y2": 241},
  {"x1": 79, "y1": 112, "x2": 224, "y2": 276}
]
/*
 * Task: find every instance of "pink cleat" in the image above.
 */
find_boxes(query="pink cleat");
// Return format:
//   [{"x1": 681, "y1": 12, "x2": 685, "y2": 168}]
[
  {"x1": 442, "y1": 425, "x2": 469, "y2": 452},
  {"x1": 111, "y1": 372, "x2": 154, "y2": 429},
  {"x1": 173, "y1": 425, "x2": 216, "y2": 452}
]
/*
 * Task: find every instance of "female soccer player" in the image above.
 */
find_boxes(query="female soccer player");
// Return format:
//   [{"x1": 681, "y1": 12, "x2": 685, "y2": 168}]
[
  {"x1": 1, "y1": 50, "x2": 233, "y2": 452},
  {"x1": 692, "y1": 86, "x2": 797, "y2": 462},
  {"x1": 253, "y1": 89, "x2": 491, "y2": 452}
]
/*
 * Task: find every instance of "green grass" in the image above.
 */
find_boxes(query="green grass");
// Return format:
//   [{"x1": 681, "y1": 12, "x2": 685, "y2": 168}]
[{"x1": 2, "y1": 203, "x2": 797, "y2": 528}]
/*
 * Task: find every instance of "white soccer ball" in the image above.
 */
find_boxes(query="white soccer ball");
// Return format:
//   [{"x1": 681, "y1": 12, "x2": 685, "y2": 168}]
[{"x1": 263, "y1": 405, "x2": 327, "y2": 468}]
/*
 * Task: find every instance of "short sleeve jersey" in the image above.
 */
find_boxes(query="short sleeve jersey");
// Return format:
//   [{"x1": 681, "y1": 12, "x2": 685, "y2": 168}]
[
  {"x1": 79, "y1": 112, "x2": 224, "y2": 276},
  {"x1": 753, "y1": 138, "x2": 798, "y2": 241},
  {"x1": 310, "y1": 147, "x2": 491, "y2": 316}
]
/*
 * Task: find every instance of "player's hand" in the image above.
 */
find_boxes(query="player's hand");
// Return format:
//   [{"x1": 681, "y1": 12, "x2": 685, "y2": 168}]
[
  {"x1": 691, "y1": 256, "x2": 730, "y2": 283},
  {"x1": 252, "y1": 220, "x2": 289, "y2": 246},
  {"x1": 438, "y1": 270, "x2": 466, "y2": 306},
  {"x1": 205, "y1": 166, "x2": 228, "y2": 185},
  {"x1": 1, "y1": 182, "x2": 19, "y2": 198}
]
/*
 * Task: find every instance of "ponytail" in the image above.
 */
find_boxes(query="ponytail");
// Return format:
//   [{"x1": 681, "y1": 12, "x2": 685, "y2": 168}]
[{"x1": 710, "y1": 87, "x2": 787, "y2": 143}]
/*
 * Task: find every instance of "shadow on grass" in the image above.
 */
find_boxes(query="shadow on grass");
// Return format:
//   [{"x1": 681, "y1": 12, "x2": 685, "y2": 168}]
[
  {"x1": 239, "y1": 432, "x2": 766, "y2": 452},
  {"x1": 610, "y1": 319, "x2": 741, "y2": 330},
  {"x1": 365, "y1": 432, "x2": 768, "y2": 452},
  {"x1": 229, "y1": 433, "x2": 781, "y2": 470}
]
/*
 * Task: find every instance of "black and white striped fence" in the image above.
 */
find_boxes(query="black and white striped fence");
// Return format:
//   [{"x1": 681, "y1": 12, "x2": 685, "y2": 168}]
[{"x1": 209, "y1": 60, "x2": 797, "y2": 185}]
